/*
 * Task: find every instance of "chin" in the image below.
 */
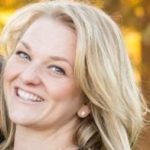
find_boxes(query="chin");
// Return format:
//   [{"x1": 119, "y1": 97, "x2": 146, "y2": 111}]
[{"x1": 8, "y1": 109, "x2": 38, "y2": 127}]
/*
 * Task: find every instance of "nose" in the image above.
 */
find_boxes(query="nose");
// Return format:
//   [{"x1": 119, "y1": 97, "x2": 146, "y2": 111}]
[{"x1": 20, "y1": 64, "x2": 41, "y2": 86}]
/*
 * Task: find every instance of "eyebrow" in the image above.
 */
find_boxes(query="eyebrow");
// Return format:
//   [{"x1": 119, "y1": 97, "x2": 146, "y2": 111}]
[
  {"x1": 20, "y1": 41, "x2": 31, "y2": 51},
  {"x1": 20, "y1": 41, "x2": 73, "y2": 68}
]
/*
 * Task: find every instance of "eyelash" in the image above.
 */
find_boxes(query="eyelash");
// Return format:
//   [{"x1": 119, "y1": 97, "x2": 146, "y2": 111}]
[
  {"x1": 16, "y1": 50, "x2": 31, "y2": 61},
  {"x1": 49, "y1": 65, "x2": 66, "y2": 75},
  {"x1": 15, "y1": 50, "x2": 66, "y2": 76}
]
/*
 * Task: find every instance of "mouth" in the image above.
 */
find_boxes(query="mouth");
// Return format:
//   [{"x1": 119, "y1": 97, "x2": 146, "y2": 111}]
[{"x1": 15, "y1": 88, "x2": 44, "y2": 103}]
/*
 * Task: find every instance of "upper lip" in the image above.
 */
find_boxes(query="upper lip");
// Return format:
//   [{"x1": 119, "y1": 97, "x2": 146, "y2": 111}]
[{"x1": 15, "y1": 86, "x2": 45, "y2": 101}]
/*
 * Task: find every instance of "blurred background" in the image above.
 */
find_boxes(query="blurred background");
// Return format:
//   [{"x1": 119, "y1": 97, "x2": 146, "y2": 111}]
[{"x1": 0, "y1": 0, "x2": 150, "y2": 149}]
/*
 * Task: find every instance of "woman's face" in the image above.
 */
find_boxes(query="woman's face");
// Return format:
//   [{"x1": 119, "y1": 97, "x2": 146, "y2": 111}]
[{"x1": 4, "y1": 17, "x2": 83, "y2": 129}]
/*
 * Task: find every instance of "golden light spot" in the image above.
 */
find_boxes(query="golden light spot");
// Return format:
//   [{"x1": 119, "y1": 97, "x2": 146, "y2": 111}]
[
  {"x1": 123, "y1": 27, "x2": 142, "y2": 83},
  {"x1": 134, "y1": 6, "x2": 145, "y2": 18},
  {"x1": 0, "y1": 10, "x2": 14, "y2": 24}
]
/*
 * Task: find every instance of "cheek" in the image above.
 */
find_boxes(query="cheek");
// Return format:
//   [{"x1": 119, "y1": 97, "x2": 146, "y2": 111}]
[
  {"x1": 3, "y1": 57, "x2": 23, "y2": 89},
  {"x1": 46, "y1": 79, "x2": 80, "y2": 101},
  {"x1": 4, "y1": 59, "x2": 18, "y2": 83}
]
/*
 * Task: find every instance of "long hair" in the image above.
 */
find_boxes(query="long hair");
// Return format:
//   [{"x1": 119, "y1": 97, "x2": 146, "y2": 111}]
[{"x1": 0, "y1": 1, "x2": 146, "y2": 149}]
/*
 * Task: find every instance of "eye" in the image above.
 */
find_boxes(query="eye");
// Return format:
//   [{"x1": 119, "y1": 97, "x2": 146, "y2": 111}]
[
  {"x1": 49, "y1": 65, "x2": 66, "y2": 76},
  {"x1": 16, "y1": 51, "x2": 31, "y2": 61}
]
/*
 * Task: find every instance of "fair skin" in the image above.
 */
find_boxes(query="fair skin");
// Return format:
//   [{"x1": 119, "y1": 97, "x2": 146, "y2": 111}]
[{"x1": 3, "y1": 16, "x2": 89, "y2": 150}]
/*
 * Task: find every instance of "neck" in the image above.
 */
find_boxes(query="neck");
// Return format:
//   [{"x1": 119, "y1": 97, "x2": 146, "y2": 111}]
[{"x1": 14, "y1": 118, "x2": 79, "y2": 150}]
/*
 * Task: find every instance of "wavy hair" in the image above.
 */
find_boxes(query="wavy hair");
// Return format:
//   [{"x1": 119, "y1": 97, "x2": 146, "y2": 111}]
[{"x1": 0, "y1": 1, "x2": 146, "y2": 149}]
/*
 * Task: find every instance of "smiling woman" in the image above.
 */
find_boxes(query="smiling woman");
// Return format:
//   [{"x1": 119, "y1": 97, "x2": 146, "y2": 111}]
[{"x1": 0, "y1": 1, "x2": 146, "y2": 150}]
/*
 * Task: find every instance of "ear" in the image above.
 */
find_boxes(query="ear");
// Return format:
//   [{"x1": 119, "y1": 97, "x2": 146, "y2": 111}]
[{"x1": 77, "y1": 104, "x2": 91, "y2": 118}]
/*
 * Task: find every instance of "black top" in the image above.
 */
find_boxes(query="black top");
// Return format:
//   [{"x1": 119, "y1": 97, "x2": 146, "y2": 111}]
[{"x1": 0, "y1": 130, "x2": 4, "y2": 143}]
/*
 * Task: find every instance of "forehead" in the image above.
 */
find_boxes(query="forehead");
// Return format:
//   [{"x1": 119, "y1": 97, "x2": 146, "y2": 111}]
[
  {"x1": 19, "y1": 16, "x2": 77, "y2": 65},
  {"x1": 21, "y1": 16, "x2": 76, "y2": 46}
]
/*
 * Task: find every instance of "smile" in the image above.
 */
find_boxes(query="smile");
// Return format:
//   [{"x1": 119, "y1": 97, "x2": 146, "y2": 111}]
[{"x1": 16, "y1": 88, "x2": 44, "y2": 102}]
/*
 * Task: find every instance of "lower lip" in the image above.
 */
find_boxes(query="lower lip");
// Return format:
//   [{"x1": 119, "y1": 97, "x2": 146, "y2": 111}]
[{"x1": 14, "y1": 88, "x2": 44, "y2": 105}]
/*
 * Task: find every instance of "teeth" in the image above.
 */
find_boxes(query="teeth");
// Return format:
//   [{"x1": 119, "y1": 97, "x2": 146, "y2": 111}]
[{"x1": 17, "y1": 88, "x2": 43, "y2": 102}]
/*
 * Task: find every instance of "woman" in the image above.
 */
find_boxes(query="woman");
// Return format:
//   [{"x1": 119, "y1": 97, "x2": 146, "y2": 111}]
[{"x1": 0, "y1": 1, "x2": 146, "y2": 150}]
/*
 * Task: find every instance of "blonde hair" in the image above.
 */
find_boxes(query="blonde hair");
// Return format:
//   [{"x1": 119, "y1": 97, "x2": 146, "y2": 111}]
[{"x1": 0, "y1": 1, "x2": 146, "y2": 149}]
